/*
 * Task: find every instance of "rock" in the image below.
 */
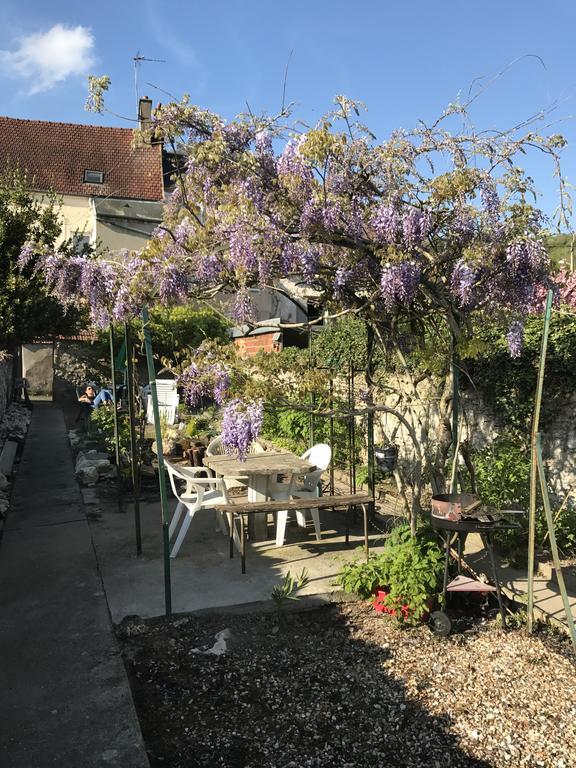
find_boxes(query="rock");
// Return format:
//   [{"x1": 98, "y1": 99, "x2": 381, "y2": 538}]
[
  {"x1": 75, "y1": 465, "x2": 99, "y2": 485},
  {"x1": 0, "y1": 472, "x2": 7, "y2": 490}
]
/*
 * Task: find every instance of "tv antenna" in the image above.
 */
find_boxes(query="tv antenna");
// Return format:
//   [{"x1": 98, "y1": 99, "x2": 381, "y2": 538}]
[{"x1": 133, "y1": 51, "x2": 166, "y2": 112}]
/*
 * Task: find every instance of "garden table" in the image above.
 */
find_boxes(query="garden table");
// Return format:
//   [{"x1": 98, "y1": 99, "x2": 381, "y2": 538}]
[{"x1": 202, "y1": 450, "x2": 313, "y2": 540}]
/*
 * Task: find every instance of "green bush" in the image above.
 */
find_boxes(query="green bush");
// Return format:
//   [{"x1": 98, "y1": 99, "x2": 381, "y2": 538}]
[
  {"x1": 472, "y1": 438, "x2": 576, "y2": 562},
  {"x1": 90, "y1": 407, "x2": 137, "y2": 467},
  {"x1": 336, "y1": 522, "x2": 444, "y2": 624}
]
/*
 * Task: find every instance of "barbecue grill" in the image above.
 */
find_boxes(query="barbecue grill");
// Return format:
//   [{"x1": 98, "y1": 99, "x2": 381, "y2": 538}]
[{"x1": 428, "y1": 493, "x2": 522, "y2": 636}]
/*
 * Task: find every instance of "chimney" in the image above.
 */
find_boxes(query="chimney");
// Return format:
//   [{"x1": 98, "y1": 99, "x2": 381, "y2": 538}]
[{"x1": 138, "y1": 96, "x2": 153, "y2": 132}]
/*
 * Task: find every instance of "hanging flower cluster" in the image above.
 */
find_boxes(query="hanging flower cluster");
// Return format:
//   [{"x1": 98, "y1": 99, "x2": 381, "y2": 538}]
[
  {"x1": 221, "y1": 399, "x2": 264, "y2": 461},
  {"x1": 178, "y1": 362, "x2": 230, "y2": 407}
]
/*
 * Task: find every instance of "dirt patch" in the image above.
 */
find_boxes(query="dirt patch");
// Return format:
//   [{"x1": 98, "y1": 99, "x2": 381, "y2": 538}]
[{"x1": 118, "y1": 603, "x2": 576, "y2": 768}]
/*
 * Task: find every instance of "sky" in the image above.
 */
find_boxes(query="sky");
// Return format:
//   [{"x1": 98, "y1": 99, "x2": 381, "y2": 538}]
[{"x1": 1, "y1": 0, "x2": 575, "y2": 224}]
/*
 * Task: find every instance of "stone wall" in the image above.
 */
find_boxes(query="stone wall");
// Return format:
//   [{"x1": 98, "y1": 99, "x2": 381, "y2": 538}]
[
  {"x1": 0, "y1": 357, "x2": 13, "y2": 422},
  {"x1": 359, "y1": 372, "x2": 573, "y2": 503},
  {"x1": 53, "y1": 340, "x2": 110, "y2": 404}
]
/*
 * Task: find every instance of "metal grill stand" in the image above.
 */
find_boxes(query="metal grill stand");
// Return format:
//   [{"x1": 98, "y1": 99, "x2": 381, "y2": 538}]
[{"x1": 430, "y1": 513, "x2": 520, "y2": 634}]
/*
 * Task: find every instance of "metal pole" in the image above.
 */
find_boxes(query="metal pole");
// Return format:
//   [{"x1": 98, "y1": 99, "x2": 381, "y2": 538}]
[
  {"x1": 450, "y1": 343, "x2": 459, "y2": 495},
  {"x1": 329, "y1": 377, "x2": 335, "y2": 496},
  {"x1": 108, "y1": 327, "x2": 123, "y2": 513},
  {"x1": 366, "y1": 326, "x2": 375, "y2": 504},
  {"x1": 527, "y1": 289, "x2": 554, "y2": 632},
  {"x1": 347, "y1": 362, "x2": 354, "y2": 494},
  {"x1": 535, "y1": 433, "x2": 576, "y2": 651},
  {"x1": 141, "y1": 306, "x2": 172, "y2": 618},
  {"x1": 351, "y1": 365, "x2": 357, "y2": 494},
  {"x1": 125, "y1": 323, "x2": 142, "y2": 556},
  {"x1": 108, "y1": 328, "x2": 121, "y2": 469},
  {"x1": 308, "y1": 325, "x2": 314, "y2": 447}
]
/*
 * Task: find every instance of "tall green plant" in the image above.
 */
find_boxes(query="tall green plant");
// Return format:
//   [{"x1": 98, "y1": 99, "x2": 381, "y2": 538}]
[{"x1": 337, "y1": 523, "x2": 444, "y2": 624}]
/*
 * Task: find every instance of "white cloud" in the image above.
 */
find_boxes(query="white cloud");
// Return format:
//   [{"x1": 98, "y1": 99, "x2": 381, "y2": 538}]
[{"x1": 1, "y1": 24, "x2": 95, "y2": 94}]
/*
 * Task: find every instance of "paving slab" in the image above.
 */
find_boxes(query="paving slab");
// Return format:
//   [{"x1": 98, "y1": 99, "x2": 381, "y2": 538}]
[
  {"x1": 0, "y1": 402, "x2": 149, "y2": 768},
  {"x1": 89, "y1": 486, "x2": 386, "y2": 622},
  {"x1": 464, "y1": 533, "x2": 576, "y2": 630}
]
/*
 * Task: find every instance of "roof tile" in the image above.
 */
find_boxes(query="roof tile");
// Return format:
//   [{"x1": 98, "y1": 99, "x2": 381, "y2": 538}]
[{"x1": 0, "y1": 116, "x2": 164, "y2": 201}]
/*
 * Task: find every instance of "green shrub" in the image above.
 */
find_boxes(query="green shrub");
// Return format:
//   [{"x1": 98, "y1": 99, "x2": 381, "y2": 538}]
[
  {"x1": 336, "y1": 522, "x2": 444, "y2": 624},
  {"x1": 472, "y1": 438, "x2": 576, "y2": 562},
  {"x1": 90, "y1": 407, "x2": 138, "y2": 468}
]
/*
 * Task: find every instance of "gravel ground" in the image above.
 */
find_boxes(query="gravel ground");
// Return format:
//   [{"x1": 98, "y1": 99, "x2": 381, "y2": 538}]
[{"x1": 119, "y1": 602, "x2": 576, "y2": 768}]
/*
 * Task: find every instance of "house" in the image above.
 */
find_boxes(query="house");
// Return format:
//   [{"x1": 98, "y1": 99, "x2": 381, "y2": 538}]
[
  {"x1": 0, "y1": 100, "x2": 166, "y2": 395},
  {"x1": 0, "y1": 97, "x2": 165, "y2": 253}
]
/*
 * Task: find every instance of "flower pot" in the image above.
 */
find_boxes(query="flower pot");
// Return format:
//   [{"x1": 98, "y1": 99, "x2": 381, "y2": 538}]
[
  {"x1": 372, "y1": 589, "x2": 433, "y2": 622},
  {"x1": 374, "y1": 445, "x2": 398, "y2": 473}
]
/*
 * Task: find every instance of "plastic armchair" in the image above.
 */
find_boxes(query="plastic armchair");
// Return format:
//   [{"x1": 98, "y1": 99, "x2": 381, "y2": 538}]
[
  {"x1": 205, "y1": 434, "x2": 265, "y2": 491},
  {"x1": 164, "y1": 459, "x2": 230, "y2": 558},
  {"x1": 270, "y1": 443, "x2": 332, "y2": 546}
]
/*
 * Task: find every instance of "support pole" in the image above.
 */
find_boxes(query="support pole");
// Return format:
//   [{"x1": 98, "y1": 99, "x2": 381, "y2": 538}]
[
  {"x1": 351, "y1": 365, "x2": 357, "y2": 494},
  {"x1": 141, "y1": 306, "x2": 172, "y2": 618},
  {"x1": 108, "y1": 327, "x2": 123, "y2": 513},
  {"x1": 366, "y1": 326, "x2": 375, "y2": 507},
  {"x1": 527, "y1": 289, "x2": 553, "y2": 633},
  {"x1": 535, "y1": 433, "x2": 576, "y2": 651},
  {"x1": 329, "y1": 377, "x2": 335, "y2": 496},
  {"x1": 308, "y1": 325, "x2": 314, "y2": 447},
  {"x1": 108, "y1": 329, "x2": 121, "y2": 469},
  {"x1": 450, "y1": 344, "x2": 460, "y2": 495},
  {"x1": 125, "y1": 323, "x2": 142, "y2": 556}
]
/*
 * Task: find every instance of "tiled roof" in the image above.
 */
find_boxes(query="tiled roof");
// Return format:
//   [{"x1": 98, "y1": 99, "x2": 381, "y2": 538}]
[{"x1": 0, "y1": 116, "x2": 164, "y2": 201}]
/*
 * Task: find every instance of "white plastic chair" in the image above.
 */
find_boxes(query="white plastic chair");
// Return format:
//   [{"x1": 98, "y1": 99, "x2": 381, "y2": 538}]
[
  {"x1": 205, "y1": 434, "x2": 265, "y2": 491},
  {"x1": 270, "y1": 443, "x2": 332, "y2": 546},
  {"x1": 164, "y1": 459, "x2": 230, "y2": 558}
]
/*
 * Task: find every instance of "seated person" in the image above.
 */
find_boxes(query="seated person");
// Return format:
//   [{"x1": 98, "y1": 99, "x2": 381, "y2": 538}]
[{"x1": 78, "y1": 383, "x2": 114, "y2": 409}]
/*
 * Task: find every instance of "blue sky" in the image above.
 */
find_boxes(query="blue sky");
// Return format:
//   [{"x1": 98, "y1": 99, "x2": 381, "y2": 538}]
[{"x1": 1, "y1": 1, "x2": 575, "y2": 224}]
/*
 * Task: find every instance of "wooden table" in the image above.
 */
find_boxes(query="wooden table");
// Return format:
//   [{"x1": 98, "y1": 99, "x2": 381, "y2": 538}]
[{"x1": 202, "y1": 450, "x2": 312, "y2": 540}]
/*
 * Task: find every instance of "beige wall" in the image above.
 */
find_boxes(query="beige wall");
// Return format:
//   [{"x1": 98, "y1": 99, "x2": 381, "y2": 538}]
[
  {"x1": 96, "y1": 219, "x2": 156, "y2": 252},
  {"x1": 22, "y1": 343, "x2": 53, "y2": 396},
  {"x1": 33, "y1": 192, "x2": 94, "y2": 247}
]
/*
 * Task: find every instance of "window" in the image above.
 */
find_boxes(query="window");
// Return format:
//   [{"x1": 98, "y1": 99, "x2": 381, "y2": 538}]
[{"x1": 83, "y1": 169, "x2": 104, "y2": 184}]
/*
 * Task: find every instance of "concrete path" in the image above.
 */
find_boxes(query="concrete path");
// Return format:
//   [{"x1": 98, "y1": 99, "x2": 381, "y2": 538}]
[
  {"x1": 0, "y1": 402, "x2": 149, "y2": 768},
  {"x1": 465, "y1": 534, "x2": 576, "y2": 631}
]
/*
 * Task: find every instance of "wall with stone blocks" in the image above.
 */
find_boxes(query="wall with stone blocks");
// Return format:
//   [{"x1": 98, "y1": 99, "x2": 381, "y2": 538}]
[
  {"x1": 363, "y1": 373, "x2": 574, "y2": 503},
  {"x1": 0, "y1": 359, "x2": 12, "y2": 422}
]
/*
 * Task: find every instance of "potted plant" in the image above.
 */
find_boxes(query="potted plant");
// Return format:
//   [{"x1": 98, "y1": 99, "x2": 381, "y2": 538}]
[{"x1": 336, "y1": 522, "x2": 444, "y2": 624}]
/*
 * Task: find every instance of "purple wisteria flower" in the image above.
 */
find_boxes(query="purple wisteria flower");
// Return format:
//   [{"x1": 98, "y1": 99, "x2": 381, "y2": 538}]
[
  {"x1": 452, "y1": 207, "x2": 477, "y2": 243},
  {"x1": 402, "y1": 208, "x2": 431, "y2": 250},
  {"x1": 276, "y1": 140, "x2": 312, "y2": 201},
  {"x1": 174, "y1": 217, "x2": 195, "y2": 246},
  {"x1": 18, "y1": 243, "x2": 35, "y2": 268},
  {"x1": 451, "y1": 259, "x2": 479, "y2": 309},
  {"x1": 222, "y1": 123, "x2": 253, "y2": 151},
  {"x1": 158, "y1": 262, "x2": 189, "y2": 304},
  {"x1": 380, "y1": 261, "x2": 421, "y2": 310},
  {"x1": 178, "y1": 362, "x2": 230, "y2": 407},
  {"x1": 221, "y1": 399, "x2": 264, "y2": 461},
  {"x1": 371, "y1": 203, "x2": 401, "y2": 245},
  {"x1": 233, "y1": 287, "x2": 255, "y2": 323},
  {"x1": 297, "y1": 245, "x2": 320, "y2": 285},
  {"x1": 229, "y1": 229, "x2": 257, "y2": 272},
  {"x1": 506, "y1": 320, "x2": 525, "y2": 358},
  {"x1": 479, "y1": 178, "x2": 500, "y2": 218}
]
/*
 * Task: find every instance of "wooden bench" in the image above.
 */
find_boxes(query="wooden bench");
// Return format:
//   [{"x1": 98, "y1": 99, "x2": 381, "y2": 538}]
[{"x1": 214, "y1": 494, "x2": 374, "y2": 574}]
